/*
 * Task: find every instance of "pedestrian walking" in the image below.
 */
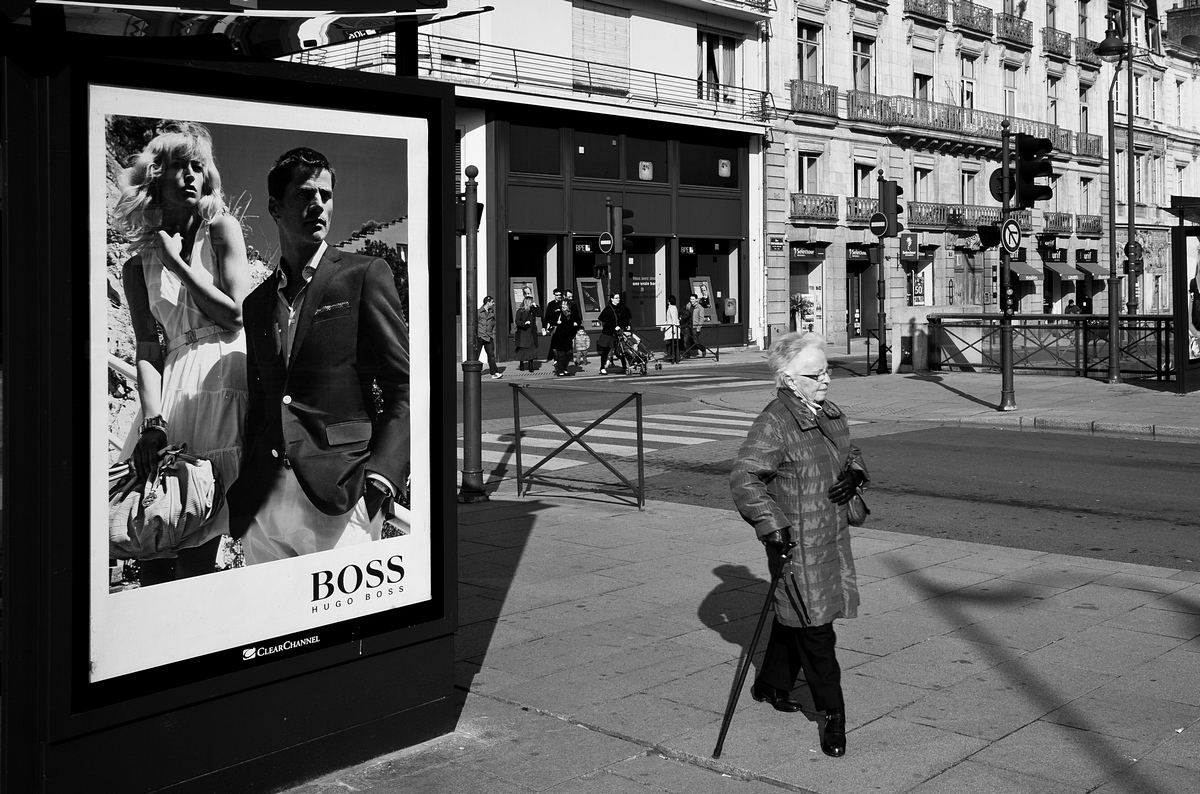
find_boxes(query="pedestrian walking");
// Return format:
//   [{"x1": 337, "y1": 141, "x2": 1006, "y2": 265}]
[
  {"x1": 514, "y1": 295, "x2": 539, "y2": 371},
  {"x1": 550, "y1": 300, "x2": 582, "y2": 376},
  {"x1": 729, "y1": 331, "x2": 867, "y2": 758},
  {"x1": 596, "y1": 293, "x2": 632, "y2": 374},
  {"x1": 662, "y1": 294, "x2": 681, "y2": 363},
  {"x1": 682, "y1": 293, "x2": 708, "y2": 357},
  {"x1": 543, "y1": 287, "x2": 564, "y2": 362},
  {"x1": 477, "y1": 295, "x2": 501, "y2": 379}
]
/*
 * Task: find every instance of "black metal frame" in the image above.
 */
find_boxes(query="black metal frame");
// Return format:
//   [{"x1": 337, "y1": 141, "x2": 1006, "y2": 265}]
[
  {"x1": 2, "y1": 43, "x2": 458, "y2": 793},
  {"x1": 929, "y1": 314, "x2": 1175, "y2": 381},
  {"x1": 511, "y1": 384, "x2": 645, "y2": 508}
]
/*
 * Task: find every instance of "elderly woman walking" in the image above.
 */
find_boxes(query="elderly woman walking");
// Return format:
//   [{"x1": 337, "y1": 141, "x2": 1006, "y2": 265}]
[{"x1": 729, "y1": 332, "x2": 866, "y2": 758}]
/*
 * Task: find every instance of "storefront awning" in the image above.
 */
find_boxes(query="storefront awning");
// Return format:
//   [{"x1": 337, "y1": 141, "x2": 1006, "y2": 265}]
[
  {"x1": 1075, "y1": 261, "x2": 1110, "y2": 278},
  {"x1": 1008, "y1": 261, "x2": 1043, "y2": 280},
  {"x1": 1044, "y1": 260, "x2": 1084, "y2": 281}
]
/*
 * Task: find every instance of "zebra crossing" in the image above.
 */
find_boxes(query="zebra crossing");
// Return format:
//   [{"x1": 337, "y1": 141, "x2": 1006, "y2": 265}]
[
  {"x1": 458, "y1": 408, "x2": 759, "y2": 476},
  {"x1": 568, "y1": 370, "x2": 775, "y2": 392}
]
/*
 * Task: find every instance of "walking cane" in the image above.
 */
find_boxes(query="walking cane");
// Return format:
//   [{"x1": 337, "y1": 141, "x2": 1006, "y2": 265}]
[{"x1": 712, "y1": 544, "x2": 794, "y2": 759}]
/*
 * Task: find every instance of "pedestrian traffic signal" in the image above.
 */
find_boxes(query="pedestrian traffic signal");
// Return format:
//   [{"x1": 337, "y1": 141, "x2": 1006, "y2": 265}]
[
  {"x1": 881, "y1": 179, "x2": 904, "y2": 237},
  {"x1": 608, "y1": 203, "x2": 635, "y2": 254},
  {"x1": 977, "y1": 224, "x2": 1001, "y2": 249},
  {"x1": 1014, "y1": 133, "x2": 1054, "y2": 208}
]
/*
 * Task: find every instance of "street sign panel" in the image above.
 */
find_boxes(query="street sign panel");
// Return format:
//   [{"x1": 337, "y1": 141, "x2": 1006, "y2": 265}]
[
  {"x1": 869, "y1": 212, "x2": 888, "y2": 237},
  {"x1": 899, "y1": 233, "x2": 918, "y2": 260},
  {"x1": 989, "y1": 168, "x2": 1011, "y2": 203},
  {"x1": 1124, "y1": 240, "x2": 1144, "y2": 261},
  {"x1": 598, "y1": 231, "x2": 614, "y2": 254},
  {"x1": 1001, "y1": 218, "x2": 1022, "y2": 254}
]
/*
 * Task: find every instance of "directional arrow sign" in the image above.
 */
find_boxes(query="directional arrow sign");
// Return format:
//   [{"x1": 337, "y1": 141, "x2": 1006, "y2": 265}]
[
  {"x1": 1000, "y1": 218, "x2": 1022, "y2": 255},
  {"x1": 869, "y1": 212, "x2": 889, "y2": 237},
  {"x1": 598, "y1": 231, "x2": 614, "y2": 254}
]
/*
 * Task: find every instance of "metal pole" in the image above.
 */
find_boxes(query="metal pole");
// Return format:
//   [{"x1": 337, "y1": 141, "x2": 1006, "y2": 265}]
[
  {"x1": 459, "y1": 165, "x2": 489, "y2": 503},
  {"x1": 713, "y1": 557, "x2": 789, "y2": 759},
  {"x1": 1125, "y1": 3, "x2": 1139, "y2": 317},
  {"x1": 999, "y1": 121, "x2": 1016, "y2": 410},
  {"x1": 1107, "y1": 87, "x2": 1123, "y2": 383},
  {"x1": 876, "y1": 169, "x2": 887, "y2": 375}
]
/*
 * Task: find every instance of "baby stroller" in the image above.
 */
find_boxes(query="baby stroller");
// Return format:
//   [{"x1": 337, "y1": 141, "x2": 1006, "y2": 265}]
[{"x1": 613, "y1": 329, "x2": 652, "y2": 376}]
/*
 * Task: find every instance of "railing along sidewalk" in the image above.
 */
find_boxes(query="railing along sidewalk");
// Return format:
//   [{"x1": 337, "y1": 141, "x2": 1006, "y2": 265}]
[{"x1": 511, "y1": 384, "x2": 645, "y2": 508}]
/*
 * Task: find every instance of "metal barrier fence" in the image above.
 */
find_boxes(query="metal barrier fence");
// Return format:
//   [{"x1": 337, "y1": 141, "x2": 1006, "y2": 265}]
[
  {"x1": 511, "y1": 384, "x2": 645, "y2": 508},
  {"x1": 928, "y1": 314, "x2": 1175, "y2": 381}
]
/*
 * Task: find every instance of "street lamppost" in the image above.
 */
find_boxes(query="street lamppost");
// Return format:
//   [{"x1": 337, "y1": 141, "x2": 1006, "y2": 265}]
[{"x1": 1096, "y1": 14, "x2": 1129, "y2": 384}]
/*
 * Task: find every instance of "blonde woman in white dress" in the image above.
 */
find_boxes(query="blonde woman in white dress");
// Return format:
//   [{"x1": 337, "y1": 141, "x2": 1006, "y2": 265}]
[{"x1": 113, "y1": 122, "x2": 250, "y2": 586}]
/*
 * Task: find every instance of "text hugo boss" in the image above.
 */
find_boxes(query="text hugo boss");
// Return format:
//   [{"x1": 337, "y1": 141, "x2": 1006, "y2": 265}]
[{"x1": 312, "y1": 555, "x2": 405, "y2": 603}]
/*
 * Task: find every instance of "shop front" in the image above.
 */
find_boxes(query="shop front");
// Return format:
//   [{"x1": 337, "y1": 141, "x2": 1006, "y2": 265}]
[
  {"x1": 845, "y1": 243, "x2": 879, "y2": 336},
  {"x1": 788, "y1": 242, "x2": 827, "y2": 333},
  {"x1": 491, "y1": 115, "x2": 752, "y2": 358},
  {"x1": 1042, "y1": 246, "x2": 1083, "y2": 314},
  {"x1": 1074, "y1": 248, "x2": 1106, "y2": 314}
]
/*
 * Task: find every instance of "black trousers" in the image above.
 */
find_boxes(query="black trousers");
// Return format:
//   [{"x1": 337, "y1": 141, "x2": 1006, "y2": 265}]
[{"x1": 758, "y1": 619, "x2": 844, "y2": 714}]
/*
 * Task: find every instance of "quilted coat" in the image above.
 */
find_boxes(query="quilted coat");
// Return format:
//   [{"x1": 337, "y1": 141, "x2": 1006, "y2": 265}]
[{"x1": 730, "y1": 390, "x2": 866, "y2": 628}]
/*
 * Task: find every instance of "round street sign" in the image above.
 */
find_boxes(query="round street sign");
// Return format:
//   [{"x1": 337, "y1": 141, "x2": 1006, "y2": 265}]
[
  {"x1": 1000, "y1": 218, "x2": 1022, "y2": 254},
  {"x1": 869, "y1": 212, "x2": 889, "y2": 237},
  {"x1": 598, "y1": 231, "x2": 614, "y2": 254},
  {"x1": 1124, "y1": 240, "x2": 1144, "y2": 261}
]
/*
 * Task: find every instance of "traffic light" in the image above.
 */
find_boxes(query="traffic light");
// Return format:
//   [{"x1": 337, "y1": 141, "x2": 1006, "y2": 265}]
[
  {"x1": 881, "y1": 179, "x2": 904, "y2": 237},
  {"x1": 977, "y1": 224, "x2": 1001, "y2": 249},
  {"x1": 455, "y1": 194, "x2": 484, "y2": 235},
  {"x1": 1014, "y1": 133, "x2": 1054, "y2": 208},
  {"x1": 608, "y1": 203, "x2": 635, "y2": 254}
]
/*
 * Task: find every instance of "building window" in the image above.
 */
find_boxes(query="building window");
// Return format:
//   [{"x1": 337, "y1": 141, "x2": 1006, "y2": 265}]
[
  {"x1": 1048, "y1": 76, "x2": 1059, "y2": 126},
  {"x1": 960, "y1": 55, "x2": 976, "y2": 108},
  {"x1": 853, "y1": 163, "x2": 875, "y2": 198},
  {"x1": 798, "y1": 23, "x2": 821, "y2": 82},
  {"x1": 1079, "y1": 85, "x2": 1090, "y2": 133},
  {"x1": 913, "y1": 167, "x2": 933, "y2": 202},
  {"x1": 1047, "y1": 0, "x2": 1057, "y2": 30},
  {"x1": 914, "y1": 73, "x2": 932, "y2": 101},
  {"x1": 1178, "y1": 80, "x2": 1186, "y2": 126},
  {"x1": 697, "y1": 29, "x2": 738, "y2": 102},
  {"x1": 510, "y1": 124, "x2": 561, "y2": 175},
  {"x1": 1178, "y1": 163, "x2": 1187, "y2": 197},
  {"x1": 1080, "y1": 176, "x2": 1094, "y2": 214},
  {"x1": 961, "y1": 169, "x2": 978, "y2": 204},
  {"x1": 1151, "y1": 76, "x2": 1160, "y2": 121},
  {"x1": 680, "y1": 141, "x2": 739, "y2": 187},
  {"x1": 1079, "y1": 0, "x2": 1089, "y2": 39},
  {"x1": 572, "y1": 1, "x2": 630, "y2": 96},
  {"x1": 797, "y1": 153, "x2": 820, "y2": 193},
  {"x1": 1004, "y1": 65, "x2": 1018, "y2": 117},
  {"x1": 853, "y1": 36, "x2": 874, "y2": 93}
]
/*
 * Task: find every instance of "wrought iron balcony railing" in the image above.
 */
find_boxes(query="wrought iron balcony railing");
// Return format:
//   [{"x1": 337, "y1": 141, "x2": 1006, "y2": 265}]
[
  {"x1": 1043, "y1": 211, "x2": 1073, "y2": 233},
  {"x1": 1051, "y1": 126, "x2": 1074, "y2": 154},
  {"x1": 1076, "y1": 214, "x2": 1103, "y2": 235},
  {"x1": 846, "y1": 197, "x2": 879, "y2": 223},
  {"x1": 996, "y1": 13, "x2": 1033, "y2": 46},
  {"x1": 788, "y1": 80, "x2": 839, "y2": 118},
  {"x1": 789, "y1": 193, "x2": 840, "y2": 221},
  {"x1": 904, "y1": 0, "x2": 948, "y2": 21},
  {"x1": 1042, "y1": 27, "x2": 1073, "y2": 58},
  {"x1": 1076, "y1": 132, "x2": 1103, "y2": 159},
  {"x1": 847, "y1": 91, "x2": 1066, "y2": 144},
  {"x1": 953, "y1": 0, "x2": 993, "y2": 35},
  {"x1": 407, "y1": 34, "x2": 770, "y2": 123},
  {"x1": 1075, "y1": 37, "x2": 1101, "y2": 67}
]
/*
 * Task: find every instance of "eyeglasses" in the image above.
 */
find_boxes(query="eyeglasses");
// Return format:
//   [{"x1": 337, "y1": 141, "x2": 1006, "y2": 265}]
[{"x1": 789, "y1": 368, "x2": 831, "y2": 382}]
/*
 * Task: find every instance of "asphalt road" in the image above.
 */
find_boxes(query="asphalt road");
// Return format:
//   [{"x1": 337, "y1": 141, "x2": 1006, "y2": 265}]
[{"x1": 646, "y1": 424, "x2": 1200, "y2": 573}]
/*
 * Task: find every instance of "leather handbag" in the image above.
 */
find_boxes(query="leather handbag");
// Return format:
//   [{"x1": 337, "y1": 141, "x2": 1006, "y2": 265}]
[{"x1": 108, "y1": 444, "x2": 224, "y2": 560}]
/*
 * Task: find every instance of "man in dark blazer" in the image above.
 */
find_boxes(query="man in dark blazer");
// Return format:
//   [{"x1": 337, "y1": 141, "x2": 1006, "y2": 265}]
[{"x1": 228, "y1": 147, "x2": 410, "y2": 564}]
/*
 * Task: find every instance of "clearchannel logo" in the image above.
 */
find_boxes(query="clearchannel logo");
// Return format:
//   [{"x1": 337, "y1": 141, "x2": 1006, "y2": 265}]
[{"x1": 242, "y1": 635, "x2": 321, "y2": 661}]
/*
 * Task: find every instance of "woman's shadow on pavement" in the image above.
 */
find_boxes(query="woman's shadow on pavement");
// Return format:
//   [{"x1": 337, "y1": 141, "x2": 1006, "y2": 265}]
[{"x1": 697, "y1": 563, "x2": 820, "y2": 719}]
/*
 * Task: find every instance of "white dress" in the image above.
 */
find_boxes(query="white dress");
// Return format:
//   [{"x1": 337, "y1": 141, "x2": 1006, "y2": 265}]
[{"x1": 119, "y1": 221, "x2": 248, "y2": 555}]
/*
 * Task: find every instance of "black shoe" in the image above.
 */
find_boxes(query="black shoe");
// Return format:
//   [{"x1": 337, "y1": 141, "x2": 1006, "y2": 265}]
[
  {"x1": 821, "y1": 711, "x2": 846, "y2": 757},
  {"x1": 750, "y1": 681, "x2": 803, "y2": 713}
]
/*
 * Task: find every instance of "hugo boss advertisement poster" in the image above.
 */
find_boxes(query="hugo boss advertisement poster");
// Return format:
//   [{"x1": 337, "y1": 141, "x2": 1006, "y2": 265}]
[{"x1": 89, "y1": 83, "x2": 434, "y2": 685}]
